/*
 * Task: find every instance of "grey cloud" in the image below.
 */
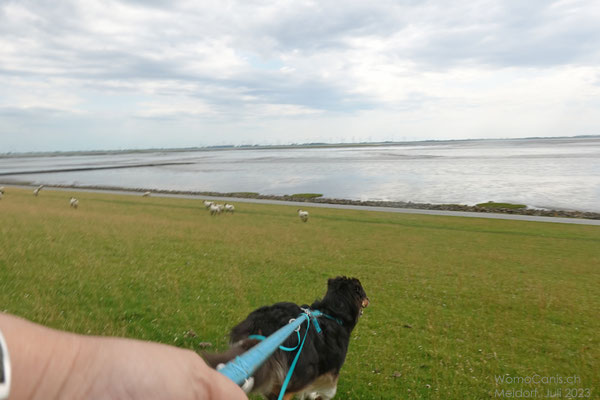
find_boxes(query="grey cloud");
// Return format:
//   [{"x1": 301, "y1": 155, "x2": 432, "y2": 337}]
[
  {"x1": 0, "y1": 106, "x2": 69, "y2": 117},
  {"x1": 402, "y1": 1, "x2": 600, "y2": 67},
  {"x1": 244, "y1": 82, "x2": 367, "y2": 113},
  {"x1": 252, "y1": 3, "x2": 405, "y2": 52},
  {"x1": 4, "y1": 0, "x2": 600, "y2": 73},
  {"x1": 231, "y1": 0, "x2": 600, "y2": 68},
  {"x1": 1, "y1": 0, "x2": 599, "y2": 128}
]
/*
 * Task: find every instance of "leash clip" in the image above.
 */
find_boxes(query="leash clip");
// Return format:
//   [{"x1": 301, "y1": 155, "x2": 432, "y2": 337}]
[
  {"x1": 300, "y1": 307, "x2": 322, "y2": 334},
  {"x1": 288, "y1": 318, "x2": 301, "y2": 332}
]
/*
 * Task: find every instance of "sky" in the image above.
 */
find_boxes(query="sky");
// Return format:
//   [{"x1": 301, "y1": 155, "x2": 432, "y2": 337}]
[{"x1": 1, "y1": 0, "x2": 600, "y2": 152}]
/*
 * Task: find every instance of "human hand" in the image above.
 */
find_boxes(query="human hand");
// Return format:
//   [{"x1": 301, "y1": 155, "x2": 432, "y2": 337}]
[
  {"x1": 80, "y1": 335, "x2": 248, "y2": 400},
  {"x1": 1, "y1": 312, "x2": 247, "y2": 400}
]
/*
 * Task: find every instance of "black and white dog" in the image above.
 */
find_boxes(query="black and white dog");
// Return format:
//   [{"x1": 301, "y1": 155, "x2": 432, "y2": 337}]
[{"x1": 204, "y1": 276, "x2": 369, "y2": 400}]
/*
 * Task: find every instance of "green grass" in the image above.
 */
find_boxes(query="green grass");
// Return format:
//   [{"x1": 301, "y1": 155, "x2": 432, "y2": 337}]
[
  {"x1": 289, "y1": 193, "x2": 324, "y2": 199},
  {"x1": 228, "y1": 192, "x2": 260, "y2": 198},
  {"x1": 1, "y1": 187, "x2": 599, "y2": 399},
  {"x1": 476, "y1": 201, "x2": 527, "y2": 209}
]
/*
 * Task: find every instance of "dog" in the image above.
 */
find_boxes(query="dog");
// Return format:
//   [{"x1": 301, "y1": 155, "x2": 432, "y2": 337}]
[{"x1": 203, "y1": 276, "x2": 369, "y2": 400}]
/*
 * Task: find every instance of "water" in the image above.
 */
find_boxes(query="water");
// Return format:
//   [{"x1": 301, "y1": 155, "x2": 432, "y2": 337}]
[{"x1": 1, "y1": 137, "x2": 599, "y2": 212}]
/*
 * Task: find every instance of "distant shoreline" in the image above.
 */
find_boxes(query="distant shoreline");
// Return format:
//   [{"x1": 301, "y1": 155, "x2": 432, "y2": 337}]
[
  {"x1": 1, "y1": 135, "x2": 599, "y2": 157},
  {"x1": 4, "y1": 182, "x2": 599, "y2": 221}
]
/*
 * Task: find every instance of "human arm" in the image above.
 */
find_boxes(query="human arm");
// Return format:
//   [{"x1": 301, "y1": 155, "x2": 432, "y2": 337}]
[{"x1": 0, "y1": 312, "x2": 246, "y2": 400}]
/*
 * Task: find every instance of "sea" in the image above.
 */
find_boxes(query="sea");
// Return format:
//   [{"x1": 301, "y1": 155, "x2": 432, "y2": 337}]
[{"x1": 1, "y1": 137, "x2": 599, "y2": 213}]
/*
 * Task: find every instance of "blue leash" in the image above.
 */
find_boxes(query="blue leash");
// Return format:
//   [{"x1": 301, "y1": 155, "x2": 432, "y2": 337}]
[
  {"x1": 277, "y1": 313, "x2": 311, "y2": 400},
  {"x1": 248, "y1": 330, "x2": 301, "y2": 352},
  {"x1": 248, "y1": 309, "x2": 313, "y2": 400},
  {"x1": 218, "y1": 308, "x2": 342, "y2": 399}
]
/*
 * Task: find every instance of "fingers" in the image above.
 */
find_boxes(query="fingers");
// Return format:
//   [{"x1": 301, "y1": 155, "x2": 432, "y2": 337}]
[{"x1": 203, "y1": 366, "x2": 248, "y2": 400}]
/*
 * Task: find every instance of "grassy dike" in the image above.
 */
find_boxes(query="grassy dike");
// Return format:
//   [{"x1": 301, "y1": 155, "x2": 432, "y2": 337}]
[{"x1": 0, "y1": 187, "x2": 598, "y2": 399}]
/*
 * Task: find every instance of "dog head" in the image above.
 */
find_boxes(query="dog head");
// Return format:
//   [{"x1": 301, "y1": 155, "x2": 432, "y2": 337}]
[{"x1": 324, "y1": 276, "x2": 369, "y2": 324}]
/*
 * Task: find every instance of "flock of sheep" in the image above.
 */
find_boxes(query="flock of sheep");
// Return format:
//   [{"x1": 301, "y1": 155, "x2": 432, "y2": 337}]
[
  {"x1": 201, "y1": 200, "x2": 309, "y2": 222},
  {"x1": 0, "y1": 185, "x2": 311, "y2": 222},
  {"x1": 0, "y1": 185, "x2": 80, "y2": 209},
  {"x1": 202, "y1": 200, "x2": 235, "y2": 215}
]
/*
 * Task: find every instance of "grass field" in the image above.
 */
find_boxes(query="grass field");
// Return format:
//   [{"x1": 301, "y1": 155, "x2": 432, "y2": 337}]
[
  {"x1": 475, "y1": 202, "x2": 527, "y2": 209},
  {"x1": 1, "y1": 187, "x2": 598, "y2": 399}
]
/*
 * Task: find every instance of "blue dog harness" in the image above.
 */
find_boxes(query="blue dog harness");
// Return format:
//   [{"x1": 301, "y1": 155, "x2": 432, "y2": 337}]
[{"x1": 249, "y1": 308, "x2": 342, "y2": 344}]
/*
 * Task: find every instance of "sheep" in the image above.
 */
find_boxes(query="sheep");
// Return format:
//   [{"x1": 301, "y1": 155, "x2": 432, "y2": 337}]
[
  {"x1": 209, "y1": 203, "x2": 223, "y2": 216},
  {"x1": 0, "y1": 192, "x2": 3, "y2": 200},
  {"x1": 203, "y1": 200, "x2": 214, "y2": 209},
  {"x1": 0, "y1": 186, "x2": 4, "y2": 194},
  {"x1": 298, "y1": 209, "x2": 309, "y2": 222},
  {"x1": 33, "y1": 185, "x2": 44, "y2": 196},
  {"x1": 224, "y1": 203, "x2": 235, "y2": 213},
  {"x1": 142, "y1": 191, "x2": 151, "y2": 197},
  {"x1": 70, "y1": 197, "x2": 79, "y2": 209}
]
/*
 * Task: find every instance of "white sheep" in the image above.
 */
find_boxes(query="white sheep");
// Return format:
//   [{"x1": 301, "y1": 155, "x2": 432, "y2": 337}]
[
  {"x1": 70, "y1": 197, "x2": 79, "y2": 209},
  {"x1": 224, "y1": 203, "x2": 235, "y2": 213},
  {"x1": 209, "y1": 203, "x2": 223, "y2": 216},
  {"x1": 142, "y1": 191, "x2": 151, "y2": 197},
  {"x1": 0, "y1": 186, "x2": 4, "y2": 194},
  {"x1": 33, "y1": 185, "x2": 44, "y2": 196},
  {"x1": 298, "y1": 209, "x2": 309, "y2": 222},
  {"x1": 203, "y1": 200, "x2": 214, "y2": 209}
]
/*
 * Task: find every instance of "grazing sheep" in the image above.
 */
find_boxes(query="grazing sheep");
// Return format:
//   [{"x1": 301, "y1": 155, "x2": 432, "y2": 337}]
[
  {"x1": 298, "y1": 209, "x2": 309, "y2": 222},
  {"x1": 203, "y1": 200, "x2": 214, "y2": 209},
  {"x1": 33, "y1": 185, "x2": 44, "y2": 196},
  {"x1": 142, "y1": 191, "x2": 151, "y2": 197},
  {"x1": 209, "y1": 203, "x2": 223, "y2": 216},
  {"x1": 224, "y1": 203, "x2": 235, "y2": 213},
  {"x1": 70, "y1": 197, "x2": 79, "y2": 209},
  {"x1": 0, "y1": 186, "x2": 4, "y2": 194}
]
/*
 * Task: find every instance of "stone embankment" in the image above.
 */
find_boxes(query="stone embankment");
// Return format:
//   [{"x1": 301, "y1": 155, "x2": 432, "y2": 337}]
[{"x1": 280, "y1": 196, "x2": 600, "y2": 220}]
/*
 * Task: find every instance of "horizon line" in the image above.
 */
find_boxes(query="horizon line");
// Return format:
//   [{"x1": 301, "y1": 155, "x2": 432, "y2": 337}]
[{"x1": 1, "y1": 134, "x2": 598, "y2": 157}]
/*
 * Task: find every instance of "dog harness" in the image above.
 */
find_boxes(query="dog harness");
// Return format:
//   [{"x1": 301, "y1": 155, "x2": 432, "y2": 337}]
[
  {"x1": 248, "y1": 308, "x2": 343, "y2": 346},
  {"x1": 305, "y1": 308, "x2": 344, "y2": 332}
]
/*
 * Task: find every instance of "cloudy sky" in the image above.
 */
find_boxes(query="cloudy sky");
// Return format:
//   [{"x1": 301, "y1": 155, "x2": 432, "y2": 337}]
[{"x1": 1, "y1": 0, "x2": 599, "y2": 152}]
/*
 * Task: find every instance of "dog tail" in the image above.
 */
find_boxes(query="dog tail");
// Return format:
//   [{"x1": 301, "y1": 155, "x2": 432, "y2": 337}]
[{"x1": 201, "y1": 337, "x2": 260, "y2": 369}]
